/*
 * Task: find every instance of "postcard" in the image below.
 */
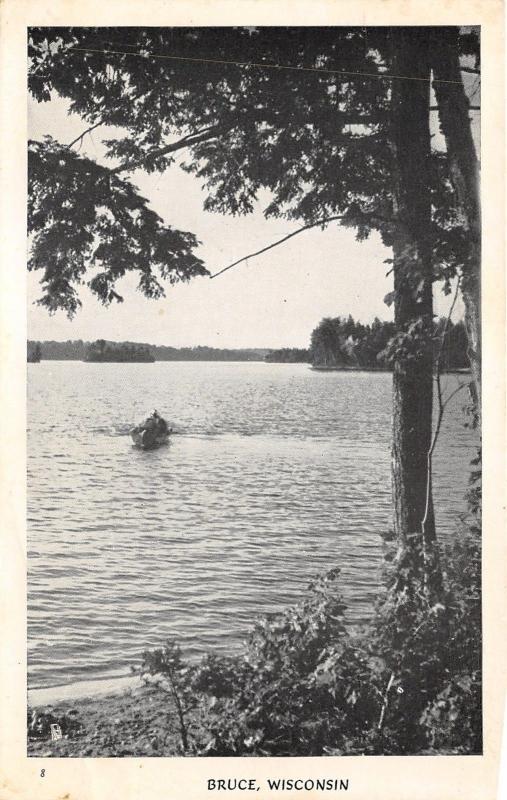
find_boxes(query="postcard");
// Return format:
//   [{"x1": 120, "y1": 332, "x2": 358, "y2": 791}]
[{"x1": 0, "y1": 1, "x2": 505, "y2": 799}]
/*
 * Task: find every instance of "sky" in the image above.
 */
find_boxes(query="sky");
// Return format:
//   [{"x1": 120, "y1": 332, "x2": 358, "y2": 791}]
[{"x1": 28, "y1": 72, "x2": 472, "y2": 349}]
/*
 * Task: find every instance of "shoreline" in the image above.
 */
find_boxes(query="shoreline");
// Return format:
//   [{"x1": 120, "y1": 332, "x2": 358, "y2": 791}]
[
  {"x1": 310, "y1": 365, "x2": 389, "y2": 372},
  {"x1": 29, "y1": 673, "x2": 140, "y2": 706},
  {"x1": 310, "y1": 366, "x2": 471, "y2": 374}
]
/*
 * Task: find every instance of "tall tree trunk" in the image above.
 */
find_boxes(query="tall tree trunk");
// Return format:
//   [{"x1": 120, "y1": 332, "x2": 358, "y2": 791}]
[
  {"x1": 390, "y1": 29, "x2": 436, "y2": 554},
  {"x1": 431, "y1": 27, "x2": 481, "y2": 425}
]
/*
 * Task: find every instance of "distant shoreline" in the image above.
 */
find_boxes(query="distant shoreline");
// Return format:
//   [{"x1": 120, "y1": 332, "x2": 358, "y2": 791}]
[
  {"x1": 27, "y1": 340, "x2": 275, "y2": 363},
  {"x1": 311, "y1": 365, "x2": 471, "y2": 374},
  {"x1": 27, "y1": 339, "x2": 470, "y2": 371},
  {"x1": 310, "y1": 365, "x2": 389, "y2": 372},
  {"x1": 27, "y1": 359, "x2": 471, "y2": 374}
]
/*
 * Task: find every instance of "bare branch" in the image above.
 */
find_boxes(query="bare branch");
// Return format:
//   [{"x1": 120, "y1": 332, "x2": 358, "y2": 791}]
[
  {"x1": 441, "y1": 380, "x2": 472, "y2": 411},
  {"x1": 421, "y1": 276, "x2": 462, "y2": 543},
  {"x1": 68, "y1": 122, "x2": 103, "y2": 149},
  {"x1": 209, "y1": 216, "x2": 345, "y2": 279},
  {"x1": 377, "y1": 672, "x2": 395, "y2": 732},
  {"x1": 435, "y1": 275, "x2": 462, "y2": 377}
]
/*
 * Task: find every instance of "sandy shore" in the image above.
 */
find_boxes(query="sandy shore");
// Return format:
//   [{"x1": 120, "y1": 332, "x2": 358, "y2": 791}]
[
  {"x1": 28, "y1": 674, "x2": 142, "y2": 707},
  {"x1": 28, "y1": 682, "x2": 186, "y2": 757}
]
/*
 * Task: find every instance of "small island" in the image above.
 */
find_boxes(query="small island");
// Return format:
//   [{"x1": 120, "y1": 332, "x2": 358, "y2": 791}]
[
  {"x1": 264, "y1": 348, "x2": 310, "y2": 363},
  {"x1": 84, "y1": 340, "x2": 155, "y2": 363}
]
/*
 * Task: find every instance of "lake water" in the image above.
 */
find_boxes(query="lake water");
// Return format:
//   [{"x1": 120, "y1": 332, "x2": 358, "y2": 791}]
[{"x1": 27, "y1": 362, "x2": 477, "y2": 692}]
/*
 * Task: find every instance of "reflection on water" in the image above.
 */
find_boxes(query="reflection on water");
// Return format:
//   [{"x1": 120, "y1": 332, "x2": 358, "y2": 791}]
[{"x1": 27, "y1": 362, "x2": 477, "y2": 689}]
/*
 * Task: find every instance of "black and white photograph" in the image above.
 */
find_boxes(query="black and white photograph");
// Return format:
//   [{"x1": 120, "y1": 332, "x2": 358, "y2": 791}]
[{"x1": 0, "y1": 2, "x2": 505, "y2": 797}]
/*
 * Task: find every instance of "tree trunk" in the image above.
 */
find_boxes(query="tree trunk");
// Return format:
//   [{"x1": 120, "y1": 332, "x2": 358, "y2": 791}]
[
  {"x1": 431, "y1": 27, "x2": 481, "y2": 425},
  {"x1": 390, "y1": 29, "x2": 436, "y2": 552}
]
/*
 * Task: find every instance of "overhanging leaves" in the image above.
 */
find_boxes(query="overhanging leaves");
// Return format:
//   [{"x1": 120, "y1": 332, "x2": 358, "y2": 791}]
[{"x1": 28, "y1": 137, "x2": 207, "y2": 315}]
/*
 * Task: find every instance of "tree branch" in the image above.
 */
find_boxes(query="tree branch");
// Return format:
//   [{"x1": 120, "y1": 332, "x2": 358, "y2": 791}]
[
  {"x1": 436, "y1": 276, "x2": 462, "y2": 377},
  {"x1": 67, "y1": 121, "x2": 103, "y2": 149},
  {"x1": 377, "y1": 672, "x2": 395, "y2": 732},
  {"x1": 111, "y1": 117, "x2": 383, "y2": 175},
  {"x1": 421, "y1": 276, "x2": 462, "y2": 544},
  {"x1": 69, "y1": 116, "x2": 383, "y2": 175},
  {"x1": 112, "y1": 126, "x2": 221, "y2": 174},
  {"x1": 442, "y1": 380, "x2": 472, "y2": 411},
  {"x1": 429, "y1": 105, "x2": 480, "y2": 111},
  {"x1": 209, "y1": 216, "x2": 345, "y2": 279}
]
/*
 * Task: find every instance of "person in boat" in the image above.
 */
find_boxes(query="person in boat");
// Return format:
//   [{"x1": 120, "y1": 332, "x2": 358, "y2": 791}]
[
  {"x1": 141, "y1": 410, "x2": 169, "y2": 436},
  {"x1": 153, "y1": 410, "x2": 169, "y2": 436}
]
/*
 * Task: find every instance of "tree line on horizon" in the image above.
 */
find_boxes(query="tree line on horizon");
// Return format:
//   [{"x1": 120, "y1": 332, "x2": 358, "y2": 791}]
[
  {"x1": 308, "y1": 315, "x2": 469, "y2": 370},
  {"x1": 27, "y1": 316, "x2": 469, "y2": 368},
  {"x1": 264, "y1": 315, "x2": 469, "y2": 369},
  {"x1": 27, "y1": 341, "x2": 41, "y2": 362},
  {"x1": 27, "y1": 338, "x2": 271, "y2": 362}
]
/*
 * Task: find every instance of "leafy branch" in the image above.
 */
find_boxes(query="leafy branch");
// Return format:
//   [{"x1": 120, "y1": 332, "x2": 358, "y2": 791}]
[
  {"x1": 140, "y1": 642, "x2": 195, "y2": 753},
  {"x1": 111, "y1": 126, "x2": 222, "y2": 175},
  {"x1": 28, "y1": 138, "x2": 207, "y2": 316},
  {"x1": 69, "y1": 123, "x2": 222, "y2": 173}
]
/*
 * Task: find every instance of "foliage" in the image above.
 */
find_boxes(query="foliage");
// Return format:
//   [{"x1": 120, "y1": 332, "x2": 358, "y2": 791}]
[
  {"x1": 359, "y1": 450, "x2": 481, "y2": 755},
  {"x1": 85, "y1": 339, "x2": 155, "y2": 362},
  {"x1": 310, "y1": 315, "x2": 468, "y2": 371},
  {"x1": 140, "y1": 641, "x2": 197, "y2": 752},
  {"x1": 28, "y1": 28, "x2": 392, "y2": 226},
  {"x1": 27, "y1": 339, "x2": 272, "y2": 362},
  {"x1": 264, "y1": 348, "x2": 310, "y2": 363},
  {"x1": 311, "y1": 315, "x2": 395, "y2": 368},
  {"x1": 141, "y1": 570, "x2": 379, "y2": 756},
  {"x1": 28, "y1": 706, "x2": 84, "y2": 740},
  {"x1": 434, "y1": 316, "x2": 470, "y2": 370},
  {"x1": 27, "y1": 318, "x2": 469, "y2": 367},
  {"x1": 418, "y1": 491, "x2": 481, "y2": 754},
  {"x1": 28, "y1": 137, "x2": 206, "y2": 316},
  {"x1": 27, "y1": 341, "x2": 42, "y2": 362},
  {"x1": 28, "y1": 28, "x2": 473, "y2": 316}
]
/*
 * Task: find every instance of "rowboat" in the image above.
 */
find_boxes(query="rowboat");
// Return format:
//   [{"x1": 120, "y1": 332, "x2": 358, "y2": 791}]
[{"x1": 130, "y1": 427, "x2": 170, "y2": 450}]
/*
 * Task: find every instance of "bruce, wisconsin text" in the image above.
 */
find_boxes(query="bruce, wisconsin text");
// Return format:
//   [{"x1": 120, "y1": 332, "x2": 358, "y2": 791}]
[{"x1": 207, "y1": 778, "x2": 349, "y2": 791}]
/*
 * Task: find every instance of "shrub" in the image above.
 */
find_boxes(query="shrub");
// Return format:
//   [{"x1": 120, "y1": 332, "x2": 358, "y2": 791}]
[
  {"x1": 140, "y1": 456, "x2": 482, "y2": 756},
  {"x1": 191, "y1": 568, "x2": 379, "y2": 756},
  {"x1": 140, "y1": 640, "x2": 197, "y2": 752}
]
